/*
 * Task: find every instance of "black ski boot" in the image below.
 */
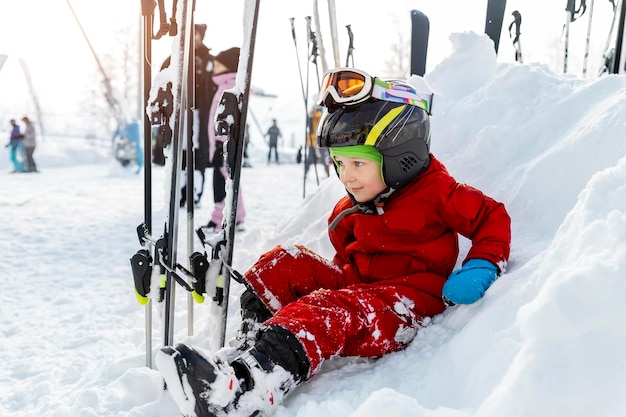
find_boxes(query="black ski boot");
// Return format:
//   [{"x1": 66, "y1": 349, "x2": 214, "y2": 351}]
[
  {"x1": 156, "y1": 338, "x2": 305, "y2": 417},
  {"x1": 234, "y1": 288, "x2": 273, "y2": 347}
]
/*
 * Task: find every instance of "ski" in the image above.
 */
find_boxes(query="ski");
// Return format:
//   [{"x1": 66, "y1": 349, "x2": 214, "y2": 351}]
[
  {"x1": 159, "y1": 0, "x2": 194, "y2": 348},
  {"x1": 410, "y1": 9, "x2": 430, "y2": 76},
  {"x1": 485, "y1": 0, "x2": 507, "y2": 54},
  {"x1": 196, "y1": 0, "x2": 261, "y2": 350},
  {"x1": 131, "y1": 0, "x2": 199, "y2": 352}
]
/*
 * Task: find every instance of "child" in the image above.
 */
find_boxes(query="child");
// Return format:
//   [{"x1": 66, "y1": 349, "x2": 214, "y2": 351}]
[
  {"x1": 156, "y1": 68, "x2": 511, "y2": 417},
  {"x1": 202, "y1": 47, "x2": 246, "y2": 231}
]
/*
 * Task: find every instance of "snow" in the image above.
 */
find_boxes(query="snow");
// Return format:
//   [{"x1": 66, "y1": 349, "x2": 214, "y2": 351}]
[{"x1": 3, "y1": 31, "x2": 626, "y2": 417}]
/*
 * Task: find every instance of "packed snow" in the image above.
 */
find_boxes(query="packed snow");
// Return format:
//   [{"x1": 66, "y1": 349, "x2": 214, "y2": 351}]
[{"x1": 2, "y1": 32, "x2": 626, "y2": 417}]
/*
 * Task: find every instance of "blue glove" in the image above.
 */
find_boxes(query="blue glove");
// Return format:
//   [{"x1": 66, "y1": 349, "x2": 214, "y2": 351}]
[{"x1": 442, "y1": 259, "x2": 499, "y2": 305}]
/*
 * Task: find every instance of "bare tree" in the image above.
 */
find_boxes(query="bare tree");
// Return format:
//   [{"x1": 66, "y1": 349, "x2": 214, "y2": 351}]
[{"x1": 383, "y1": 14, "x2": 410, "y2": 79}]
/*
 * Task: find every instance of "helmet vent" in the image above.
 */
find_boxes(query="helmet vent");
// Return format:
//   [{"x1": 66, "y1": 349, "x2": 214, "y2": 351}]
[{"x1": 399, "y1": 155, "x2": 419, "y2": 173}]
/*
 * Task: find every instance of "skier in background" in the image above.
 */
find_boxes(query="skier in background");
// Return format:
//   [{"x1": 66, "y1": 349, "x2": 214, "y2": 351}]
[
  {"x1": 157, "y1": 69, "x2": 511, "y2": 417},
  {"x1": 21, "y1": 116, "x2": 37, "y2": 172},
  {"x1": 6, "y1": 119, "x2": 24, "y2": 173},
  {"x1": 264, "y1": 118, "x2": 282, "y2": 164}
]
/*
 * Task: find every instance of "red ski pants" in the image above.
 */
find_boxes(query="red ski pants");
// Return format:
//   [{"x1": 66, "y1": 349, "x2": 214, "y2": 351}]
[{"x1": 243, "y1": 244, "x2": 445, "y2": 377}]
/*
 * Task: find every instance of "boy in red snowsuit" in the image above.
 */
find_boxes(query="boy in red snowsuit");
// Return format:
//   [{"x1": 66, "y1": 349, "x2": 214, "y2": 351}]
[{"x1": 157, "y1": 68, "x2": 511, "y2": 417}]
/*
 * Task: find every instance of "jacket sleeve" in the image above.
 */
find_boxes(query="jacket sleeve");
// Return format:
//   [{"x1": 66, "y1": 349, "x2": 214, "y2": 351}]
[
  {"x1": 327, "y1": 197, "x2": 354, "y2": 267},
  {"x1": 440, "y1": 183, "x2": 511, "y2": 271}
]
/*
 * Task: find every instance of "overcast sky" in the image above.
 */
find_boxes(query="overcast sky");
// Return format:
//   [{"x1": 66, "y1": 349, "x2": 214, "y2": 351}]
[{"x1": 0, "y1": 0, "x2": 617, "y2": 135}]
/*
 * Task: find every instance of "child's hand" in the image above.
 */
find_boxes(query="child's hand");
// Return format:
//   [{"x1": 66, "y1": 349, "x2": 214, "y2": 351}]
[{"x1": 442, "y1": 259, "x2": 499, "y2": 305}]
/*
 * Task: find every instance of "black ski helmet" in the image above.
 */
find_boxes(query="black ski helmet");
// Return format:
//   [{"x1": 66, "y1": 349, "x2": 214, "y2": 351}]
[{"x1": 317, "y1": 85, "x2": 431, "y2": 189}]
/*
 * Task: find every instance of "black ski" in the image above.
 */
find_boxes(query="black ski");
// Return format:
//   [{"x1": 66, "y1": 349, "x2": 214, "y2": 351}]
[
  {"x1": 485, "y1": 0, "x2": 507, "y2": 54},
  {"x1": 612, "y1": 0, "x2": 626, "y2": 73},
  {"x1": 196, "y1": 0, "x2": 261, "y2": 349},
  {"x1": 410, "y1": 10, "x2": 430, "y2": 76}
]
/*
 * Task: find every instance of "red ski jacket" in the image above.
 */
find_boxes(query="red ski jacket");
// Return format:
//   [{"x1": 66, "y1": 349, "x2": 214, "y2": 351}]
[
  {"x1": 246, "y1": 154, "x2": 510, "y2": 375},
  {"x1": 328, "y1": 154, "x2": 511, "y2": 299}
]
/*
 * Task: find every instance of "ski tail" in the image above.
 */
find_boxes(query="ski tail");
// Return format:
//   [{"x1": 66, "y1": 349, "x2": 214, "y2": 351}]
[
  {"x1": 410, "y1": 10, "x2": 430, "y2": 76},
  {"x1": 485, "y1": 0, "x2": 507, "y2": 54}
]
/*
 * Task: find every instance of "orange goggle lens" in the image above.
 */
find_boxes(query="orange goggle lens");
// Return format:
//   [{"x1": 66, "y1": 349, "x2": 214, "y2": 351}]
[{"x1": 319, "y1": 70, "x2": 369, "y2": 104}]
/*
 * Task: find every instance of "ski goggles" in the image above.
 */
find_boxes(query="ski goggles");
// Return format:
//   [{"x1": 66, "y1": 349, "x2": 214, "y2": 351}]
[{"x1": 316, "y1": 68, "x2": 433, "y2": 114}]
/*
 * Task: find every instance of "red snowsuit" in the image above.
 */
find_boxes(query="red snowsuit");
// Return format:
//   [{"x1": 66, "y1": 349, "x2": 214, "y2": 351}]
[{"x1": 244, "y1": 155, "x2": 511, "y2": 377}]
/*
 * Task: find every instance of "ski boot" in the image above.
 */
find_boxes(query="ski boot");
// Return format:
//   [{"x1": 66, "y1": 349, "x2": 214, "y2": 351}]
[
  {"x1": 156, "y1": 343, "x2": 298, "y2": 417},
  {"x1": 231, "y1": 288, "x2": 273, "y2": 348}
]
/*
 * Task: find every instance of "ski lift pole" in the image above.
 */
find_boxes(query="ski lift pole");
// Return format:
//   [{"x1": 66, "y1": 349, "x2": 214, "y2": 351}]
[
  {"x1": 18, "y1": 59, "x2": 45, "y2": 140},
  {"x1": 65, "y1": 0, "x2": 126, "y2": 128}
]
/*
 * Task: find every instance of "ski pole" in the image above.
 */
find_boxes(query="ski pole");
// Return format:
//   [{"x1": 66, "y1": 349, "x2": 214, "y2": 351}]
[
  {"x1": 345, "y1": 25, "x2": 355, "y2": 67},
  {"x1": 509, "y1": 10, "x2": 523, "y2": 63},
  {"x1": 305, "y1": 16, "x2": 320, "y2": 188},
  {"x1": 564, "y1": 0, "x2": 588, "y2": 73},
  {"x1": 583, "y1": 0, "x2": 595, "y2": 76},
  {"x1": 163, "y1": 0, "x2": 194, "y2": 347},
  {"x1": 289, "y1": 17, "x2": 312, "y2": 198},
  {"x1": 312, "y1": 0, "x2": 329, "y2": 72},
  {"x1": 327, "y1": 0, "x2": 341, "y2": 67}
]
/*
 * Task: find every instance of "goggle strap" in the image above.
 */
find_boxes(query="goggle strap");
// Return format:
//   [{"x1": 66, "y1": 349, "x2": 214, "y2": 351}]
[{"x1": 372, "y1": 79, "x2": 432, "y2": 114}]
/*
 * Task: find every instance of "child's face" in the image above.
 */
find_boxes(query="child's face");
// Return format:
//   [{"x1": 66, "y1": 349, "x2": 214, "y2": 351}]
[{"x1": 334, "y1": 155, "x2": 386, "y2": 203}]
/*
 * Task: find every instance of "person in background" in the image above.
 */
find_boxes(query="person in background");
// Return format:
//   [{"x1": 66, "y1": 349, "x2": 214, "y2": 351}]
[
  {"x1": 156, "y1": 68, "x2": 511, "y2": 417},
  {"x1": 264, "y1": 118, "x2": 281, "y2": 164},
  {"x1": 160, "y1": 24, "x2": 216, "y2": 207},
  {"x1": 6, "y1": 119, "x2": 24, "y2": 173},
  {"x1": 21, "y1": 116, "x2": 37, "y2": 172},
  {"x1": 202, "y1": 47, "x2": 246, "y2": 232}
]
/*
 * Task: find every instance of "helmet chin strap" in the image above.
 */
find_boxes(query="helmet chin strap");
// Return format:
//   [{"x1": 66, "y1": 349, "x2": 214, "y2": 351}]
[{"x1": 329, "y1": 187, "x2": 396, "y2": 231}]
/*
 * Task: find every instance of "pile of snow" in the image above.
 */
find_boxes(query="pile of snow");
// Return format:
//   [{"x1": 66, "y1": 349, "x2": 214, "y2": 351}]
[{"x1": 2, "y1": 32, "x2": 626, "y2": 417}]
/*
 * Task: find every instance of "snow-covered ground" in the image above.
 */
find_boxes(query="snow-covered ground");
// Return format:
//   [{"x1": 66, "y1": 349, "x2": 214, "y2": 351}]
[{"x1": 2, "y1": 32, "x2": 626, "y2": 417}]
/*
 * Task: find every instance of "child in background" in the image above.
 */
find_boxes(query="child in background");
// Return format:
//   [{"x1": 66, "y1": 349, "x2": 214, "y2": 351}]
[{"x1": 202, "y1": 47, "x2": 246, "y2": 231}]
